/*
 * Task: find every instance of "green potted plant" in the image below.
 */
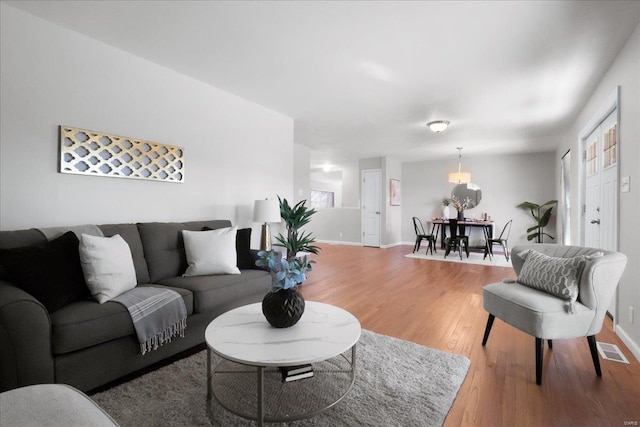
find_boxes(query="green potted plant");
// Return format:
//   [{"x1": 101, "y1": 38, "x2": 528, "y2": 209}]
[
  {"x1": 516, "y1": 200, "x2": 558, "y2": 243},
  {"x1": 256, "y1": 196, "x2": 320, "y2": 327}
]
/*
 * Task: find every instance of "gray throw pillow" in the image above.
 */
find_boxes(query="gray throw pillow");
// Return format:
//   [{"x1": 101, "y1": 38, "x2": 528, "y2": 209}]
[{"x1": 517, "y1": 250, "x2": 585, "y2": 303}]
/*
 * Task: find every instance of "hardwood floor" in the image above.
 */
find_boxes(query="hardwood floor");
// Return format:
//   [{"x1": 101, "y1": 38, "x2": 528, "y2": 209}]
[{"x1": 298, "y1": 243, "x2": 640, "y2": 427}]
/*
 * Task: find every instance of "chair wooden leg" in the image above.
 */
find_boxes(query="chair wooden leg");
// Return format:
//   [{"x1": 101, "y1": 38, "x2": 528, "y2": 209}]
[
  {"x1": 587, "y1": 335, "x2": 602, "y2": 377},
  {"x1": 482, "y1": 314, "x2": 495, "y2": 346},
  {"x1": 413, "y1": 237, "x2": 420, "y2": 253},
  {"x1": 426, "y1": 238, "x2": 434, "y2": 255},
  {"x1": 535, "y1": 337, "x2": 544, "y2": 385},
  {"x1": 502, "y1": 242, "x2": 509, "y2": 261}
]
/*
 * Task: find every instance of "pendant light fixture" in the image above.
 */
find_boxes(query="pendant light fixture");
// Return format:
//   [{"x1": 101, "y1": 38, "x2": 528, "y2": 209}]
[{"x1": 448, "y1": 147, "x2": 471, "y2": 184}]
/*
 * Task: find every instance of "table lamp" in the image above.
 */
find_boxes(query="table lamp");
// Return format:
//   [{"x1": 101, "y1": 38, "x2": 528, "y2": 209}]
[{"x1": 253, "y1": 199, "x2": 281, "y2": 251}]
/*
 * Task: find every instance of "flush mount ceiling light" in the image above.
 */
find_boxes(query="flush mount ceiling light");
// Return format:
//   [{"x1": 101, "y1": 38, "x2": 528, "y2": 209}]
[
  {"x1": 448, "y1": 147, "x2": 471, "y2": 184},
  {"x1": 427, "y1": 120, "x2": 450, "y2": 133}
]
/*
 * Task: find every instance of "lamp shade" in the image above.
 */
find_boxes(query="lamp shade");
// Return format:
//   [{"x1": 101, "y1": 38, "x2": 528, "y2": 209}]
[
  {"x1": 253, "y1": 199, "x2": 281, "y2": 223},
  {"x1": 448, "y1": 172, "x2": 471, "y2": 184}
]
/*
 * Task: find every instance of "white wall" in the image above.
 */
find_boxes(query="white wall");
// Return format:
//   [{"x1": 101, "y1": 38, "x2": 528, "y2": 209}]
[
  {"x1": 0, "y1": 4, "x2": 294, "y2": 251},
  {"x1": 383, "y1": 156, "x2": 402, "y2": 247},
  {"x1": 340, "y1": 159, "x2": 360, "y2": 208},
  {"x1": 293, "y1": 144, "x2": 311, "y2": 205},
  {"x1": 402, "y1": 152, "x2": 557, "y2": 248},
  {"x1": 307, "y1": 208, "x2": 361, "y2": 244},
  {"x1": 557, "y1": 23, "x2": 640, "y2": 359}
]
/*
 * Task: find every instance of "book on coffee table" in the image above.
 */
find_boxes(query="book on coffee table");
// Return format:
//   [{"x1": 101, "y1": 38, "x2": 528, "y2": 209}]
[{"x1": 279, "y1": 364, "x2": 313, "y2": 382}]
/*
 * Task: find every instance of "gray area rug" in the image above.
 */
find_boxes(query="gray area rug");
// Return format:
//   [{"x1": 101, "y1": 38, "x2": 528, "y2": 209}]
[{"x1": 92, "y1": 330, "x2": 470, "y2": 426}]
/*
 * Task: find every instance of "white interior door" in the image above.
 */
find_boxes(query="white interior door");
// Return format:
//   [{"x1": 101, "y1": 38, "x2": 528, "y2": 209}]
[
  {"x1": 584, "y1": 127, "x2": 601, "y2": 248},
  {"x1": 362, "y1": 169, "x2": 381, "y2": 247},
  {"x1": 583, "y1": 109, "x2": 619, "y2": 317}
]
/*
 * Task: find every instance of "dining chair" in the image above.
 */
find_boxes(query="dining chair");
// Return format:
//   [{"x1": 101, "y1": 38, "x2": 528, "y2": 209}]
[
  {"x1": 412, "y1": 217, "x2": 436, "y2": 255},
  {"x1": 484, "y1": 219, "x2": 512, "y2": 261},
  {"x1": 444, "y1": 219, "x2": 468, "y2": 260}
]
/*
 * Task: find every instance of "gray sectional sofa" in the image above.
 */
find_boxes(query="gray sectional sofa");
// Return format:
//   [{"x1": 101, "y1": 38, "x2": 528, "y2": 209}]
[{"x1": 0, "y1": 220, "x2": 271, "y2": 393}]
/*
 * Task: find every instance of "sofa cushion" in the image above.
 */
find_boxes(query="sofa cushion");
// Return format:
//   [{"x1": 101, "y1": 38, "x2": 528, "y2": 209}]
[
  {"x1": 79, "y1": 234, "x2": 137, "y2": 303},
  {"x1": 99, "y1": 223, "x2": 150, "y2": 284},
  {"x1": 137, "y1": 220, "x2": 231, "y2": 282},
  {"x1": 183, "y1": 228, "x2": 241, "y2": 276},
  {"x1": 50, "y1": 284, "x2": 193, "y2": 355},
  {"x1": 157, "y1": 269, "x2": 270, "y2": 314},
  {"x1": 0, "y1": 231, "x2": 89, "y2": 312}
]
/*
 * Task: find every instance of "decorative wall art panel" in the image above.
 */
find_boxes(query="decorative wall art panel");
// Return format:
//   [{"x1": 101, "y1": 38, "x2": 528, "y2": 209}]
[{"x1": 59, "y1": 126, "x2": 185, "y2": 183}]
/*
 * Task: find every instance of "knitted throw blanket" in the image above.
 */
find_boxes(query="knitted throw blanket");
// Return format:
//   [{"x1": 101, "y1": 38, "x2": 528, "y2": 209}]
[{"x1": 113, "y1": 287, "x2": 187, "y2": 355}]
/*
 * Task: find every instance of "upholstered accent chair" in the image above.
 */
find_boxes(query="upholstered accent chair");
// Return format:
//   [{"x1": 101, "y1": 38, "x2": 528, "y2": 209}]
[
  {"x1": 482, "y1": 244, "x2": 627, "y2": 385},
  {"x1": 0, "y1": 384, "x2": 118, "y2": 426}
]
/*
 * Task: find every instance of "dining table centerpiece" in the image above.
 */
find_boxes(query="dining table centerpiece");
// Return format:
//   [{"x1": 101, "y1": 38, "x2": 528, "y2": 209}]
[
  {"x1": 256, "y1": 197, "x2": 320, "y2": 328},
  {"x1": 448, "y1": 195, "x2": 472, "y2": 221}
]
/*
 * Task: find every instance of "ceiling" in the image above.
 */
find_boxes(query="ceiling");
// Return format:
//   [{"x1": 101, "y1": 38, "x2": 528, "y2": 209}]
[{"x1": 5, "y1": 1, "x2": 640, "y2": 170}]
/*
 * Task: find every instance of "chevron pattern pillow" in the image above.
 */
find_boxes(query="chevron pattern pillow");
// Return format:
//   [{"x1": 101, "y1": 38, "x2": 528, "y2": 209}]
[{"x1": 517, "y1": 250, "x2": 586, "y2": 302}]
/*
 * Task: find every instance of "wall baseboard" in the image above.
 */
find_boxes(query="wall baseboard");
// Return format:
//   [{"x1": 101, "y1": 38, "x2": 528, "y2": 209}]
[
  {"x1": 316, "y1": 240, "x2": 414, "y2": 249},
  {"x1": 380, "y1": 242, "x2": 411, "y2": 249},
  {"x1": 614, "y1": 324, "x2": 640, "y2": 362},
  {"x1": 316, "y1": 239, "x2": 362, "y2": 246}
]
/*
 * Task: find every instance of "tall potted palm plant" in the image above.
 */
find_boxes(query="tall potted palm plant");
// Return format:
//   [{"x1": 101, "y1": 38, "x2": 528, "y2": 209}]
[
  {"x1": 257, "y1": 196, "x2": 320, "y2": 327},
  {"x1": 517, "y1": 200, "x2": 558, "y2": 243}
]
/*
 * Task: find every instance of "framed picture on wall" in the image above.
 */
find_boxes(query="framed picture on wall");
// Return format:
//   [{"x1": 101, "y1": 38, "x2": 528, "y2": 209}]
[{"x1": 390, "y1": 179, "x2": 400, "y2": 206}]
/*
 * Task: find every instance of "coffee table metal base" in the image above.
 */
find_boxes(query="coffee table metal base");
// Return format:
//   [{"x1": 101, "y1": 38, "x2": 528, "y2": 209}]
[{"x1": 207, "y1": 346, "x2": 356, "y2": 425}]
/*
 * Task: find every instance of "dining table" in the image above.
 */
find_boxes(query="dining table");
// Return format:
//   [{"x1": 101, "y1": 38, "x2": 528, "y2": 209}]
[{"x1": 429, "y1": 219, "x2": 495, "y2": 259}]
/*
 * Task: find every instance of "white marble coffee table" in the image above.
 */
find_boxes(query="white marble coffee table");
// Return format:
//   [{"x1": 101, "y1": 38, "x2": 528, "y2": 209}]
[{"x1": 205, "y1": 301, "x2": 361, "y2": 426}]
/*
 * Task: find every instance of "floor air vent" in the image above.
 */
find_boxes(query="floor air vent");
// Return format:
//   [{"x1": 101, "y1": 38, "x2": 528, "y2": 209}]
[{"x1": 596, "y1": 342, "x2": 630, "y2": 364}]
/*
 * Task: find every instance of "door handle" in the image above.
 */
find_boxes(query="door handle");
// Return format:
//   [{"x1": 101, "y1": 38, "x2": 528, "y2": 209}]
[
  {"x1": 590, "y1": 219, "x2": 600, "y2": 224},
  {"x1": 376, "y1": 211, "x2": 380, "y2": 215}
]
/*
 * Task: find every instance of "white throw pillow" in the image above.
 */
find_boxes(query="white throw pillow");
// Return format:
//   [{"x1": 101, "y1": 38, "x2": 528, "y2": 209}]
[
  {"x1": 182, "y1": 227, "x2": 241, "y2": 277},
  {"x1": 79, "y1": 234, "x2": 137, "y2": 303}
]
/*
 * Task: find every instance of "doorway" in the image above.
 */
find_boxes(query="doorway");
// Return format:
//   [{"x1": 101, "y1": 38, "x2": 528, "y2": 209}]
[
  {"x1": 560, "y1": 150, "x2": 571, "y2": 244},
  {"x1": 362, "y1": 169, "x2": 381, "y2": 247},
  {"x1": 579, "y1": 87, "x2": 620, "y2": 320}
]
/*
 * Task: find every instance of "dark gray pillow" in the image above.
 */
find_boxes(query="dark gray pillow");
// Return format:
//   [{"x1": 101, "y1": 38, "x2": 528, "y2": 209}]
[{"x1": 0, "y1": 231, "x2": 89, "y2": 312}]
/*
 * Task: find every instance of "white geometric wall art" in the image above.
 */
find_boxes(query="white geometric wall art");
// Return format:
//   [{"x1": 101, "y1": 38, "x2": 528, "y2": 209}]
[{"x1": 59, "y1": 126, "x2": 185, "y2": 183}]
